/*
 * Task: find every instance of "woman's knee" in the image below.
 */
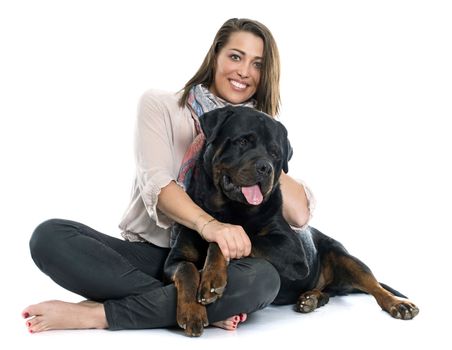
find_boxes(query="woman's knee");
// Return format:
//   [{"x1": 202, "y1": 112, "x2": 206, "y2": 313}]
[
  {"x1": 249, "y1": 258, "x2": 281, "y2": 307},
  {"x1": 29, "y1": 219, "x2": 73, "y2": 265},
  {"x1": 228, "y1": 258, "x2": 281, "y2": 310}
]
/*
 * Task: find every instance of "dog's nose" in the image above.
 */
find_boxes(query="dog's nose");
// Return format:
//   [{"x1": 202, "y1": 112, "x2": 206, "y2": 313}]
[{"x1": 256, "y1": 159, "x2": 273, "y2": 177}]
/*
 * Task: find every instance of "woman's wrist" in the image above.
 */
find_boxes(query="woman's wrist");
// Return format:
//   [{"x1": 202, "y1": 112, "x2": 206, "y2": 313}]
[
  {"x1": 199, "y1": 218, "x2": 216, "y2": 239},
  {"x1": 193, "y1": 213, "x2": 215, "y2": 236}
]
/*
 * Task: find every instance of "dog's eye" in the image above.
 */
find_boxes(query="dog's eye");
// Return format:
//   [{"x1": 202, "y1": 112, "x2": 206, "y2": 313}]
[
  {"x1": 237, "y1": 138, "x2": 248, "y2": 147},
  {"x1": 268, "y1": 146, "x2": 280, "y2": 159}
]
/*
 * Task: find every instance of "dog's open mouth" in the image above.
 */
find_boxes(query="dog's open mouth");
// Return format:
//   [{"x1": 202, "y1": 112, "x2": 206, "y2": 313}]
[{"x1": 222, "y1": 175, "x2": 263, "y2": 206}]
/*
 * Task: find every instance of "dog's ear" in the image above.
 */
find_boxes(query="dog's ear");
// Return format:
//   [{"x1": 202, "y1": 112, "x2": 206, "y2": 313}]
[
  {"x1": 200, "y1": 106, "x2": 234, "y2": 144},
  {"x1": 283, "y1": 138, "x2": 293, "y2": 173},
  {"x1": 281, "y1": 125, "x2": 293, "y2": 174}
]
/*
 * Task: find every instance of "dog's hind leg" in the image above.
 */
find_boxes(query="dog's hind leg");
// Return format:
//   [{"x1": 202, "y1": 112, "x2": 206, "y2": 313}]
[{"x1": 298, "y1": 250, "x2": 419, "y2": 320}]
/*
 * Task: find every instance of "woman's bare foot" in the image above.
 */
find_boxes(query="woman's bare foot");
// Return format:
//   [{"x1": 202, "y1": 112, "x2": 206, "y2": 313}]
[
  {"x1": 23, "y1": 300, "x2": 246, "y2": 333},
  {"x1": 22, "y1": 300, "x2": 108, "y2": 333},
  {"x1": 211, "y1": 313, "x2": 247, "y2": 331}
]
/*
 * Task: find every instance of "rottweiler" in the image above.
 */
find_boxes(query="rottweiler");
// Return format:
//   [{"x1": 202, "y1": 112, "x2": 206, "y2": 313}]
[{"x1": 164, "y1": 106, "x2": 419, "y2": 337}]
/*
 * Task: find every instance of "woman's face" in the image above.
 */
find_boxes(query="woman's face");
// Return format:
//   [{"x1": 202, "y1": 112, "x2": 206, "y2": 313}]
[{"x1": 210, "y1": 31, "x2": 264, "y2": 104}]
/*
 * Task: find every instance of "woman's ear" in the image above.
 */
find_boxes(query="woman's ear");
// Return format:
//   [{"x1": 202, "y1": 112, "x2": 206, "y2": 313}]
[{"x1": 199, "y1": 106, "x2": 234, "y2": 144}]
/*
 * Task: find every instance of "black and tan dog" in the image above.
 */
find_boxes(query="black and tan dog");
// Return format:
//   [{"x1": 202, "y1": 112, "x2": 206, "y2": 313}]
[{"x1": 164, "y1": 106, "x2": 419, "y2": 337}]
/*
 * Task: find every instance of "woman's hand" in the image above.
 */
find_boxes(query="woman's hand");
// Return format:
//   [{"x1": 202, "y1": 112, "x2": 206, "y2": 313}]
[
  {"x1": 157, "y1": 182, "x2": 252, "y2": 260},
  {"x1": 197, "y1": 217, "x2": 252, "y2": 261}
]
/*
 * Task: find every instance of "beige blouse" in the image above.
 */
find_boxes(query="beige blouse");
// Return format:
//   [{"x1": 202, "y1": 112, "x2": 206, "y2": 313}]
[{"x1": 119, "y1": 89, "x2": 315, "y2": 248}]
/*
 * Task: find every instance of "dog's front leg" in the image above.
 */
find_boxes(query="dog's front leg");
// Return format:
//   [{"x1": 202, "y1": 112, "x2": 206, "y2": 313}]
[
  {"x1": 173, "y1": 262, "x2": 209, "y2": 337},
  {"x1": 198, "y1": 243, "x2": 228, "y2": 305}
]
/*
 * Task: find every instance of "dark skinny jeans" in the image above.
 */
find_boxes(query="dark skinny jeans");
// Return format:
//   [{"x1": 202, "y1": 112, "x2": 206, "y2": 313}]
[{"x1": 29, "y1": 218, "x2": 281, "y2": 330}]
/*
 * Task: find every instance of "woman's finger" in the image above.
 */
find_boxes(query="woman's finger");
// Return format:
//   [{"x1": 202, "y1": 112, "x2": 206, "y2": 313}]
[
  {"x1": 225, "y1": 229, "x2": 238, "y2": 259},
  {"x1": 234, "y1": 229, "x2": 247, "y2": 258},
  {"x1": 242, "y1": 232, "x2": 252, "y2": 257},
  {"x1": 215, "y1": 235, "x2": 230, "y2": 261}
]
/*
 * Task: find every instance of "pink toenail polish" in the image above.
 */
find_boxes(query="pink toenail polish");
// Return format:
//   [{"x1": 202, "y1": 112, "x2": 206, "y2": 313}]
[
  {"x1": 29, "y1": 329, "x2": 33, "y2": 334},
  {"x1": 27, "y1": 322, "x2": 31, "y2": 327},
  {"x1": 23, "y1": 312, "x2": 29, "y2": 318}
]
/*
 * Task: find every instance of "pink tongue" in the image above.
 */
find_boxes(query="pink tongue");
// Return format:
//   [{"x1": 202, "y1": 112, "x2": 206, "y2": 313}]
[{"x1": 241, "y1": 185, "x2": 263, "y2": 205}]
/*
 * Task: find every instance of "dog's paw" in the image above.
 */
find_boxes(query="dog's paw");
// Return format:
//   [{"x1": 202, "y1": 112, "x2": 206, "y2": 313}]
[
  {"x1": 197, "y1": 269, "x2": 227, "y2": 305},
  {"x1": 177, "y1": 303, "x2": 209, "y2": 337},
  {"x1": 295, "y1": 290, "x2": 329, "y2": 313},
  {"x1": 388, "y1": 300, "x2": 419, "y2": 320}
]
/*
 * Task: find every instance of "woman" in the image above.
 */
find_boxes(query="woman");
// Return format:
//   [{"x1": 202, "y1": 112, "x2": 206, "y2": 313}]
[{"x1": 22, "y1": 18, "x2": 314, "y2": 333}]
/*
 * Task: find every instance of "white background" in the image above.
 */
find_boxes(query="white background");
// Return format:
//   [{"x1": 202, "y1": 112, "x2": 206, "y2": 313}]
[{"x1": 1, "y1": 0, "x2": 451, "y2": 349}]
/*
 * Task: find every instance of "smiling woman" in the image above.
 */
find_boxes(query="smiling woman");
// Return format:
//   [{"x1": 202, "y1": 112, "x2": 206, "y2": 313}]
[
  {"x1": 210, "y1": 31, "x2": 263, "y2": 104},
  {"x1": 23, "y1": 18, "x2": 314, "y2": 334},
  {"x1": 179, "y1": 18, "x2": 281, "y2": 116}
]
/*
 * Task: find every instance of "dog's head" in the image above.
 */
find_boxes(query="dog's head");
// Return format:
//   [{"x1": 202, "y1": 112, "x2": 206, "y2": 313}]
[{"x1": 199, "y1": 106, "x2": 293, "y2": 206}]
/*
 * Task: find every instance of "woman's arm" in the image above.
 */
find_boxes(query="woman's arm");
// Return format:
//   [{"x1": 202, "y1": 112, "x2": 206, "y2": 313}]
[
  {"x1": 279, "y1": 172, "x2": 311, "y2": 228},
  {"x1": 157, "y1": 181, "x2": 251, "y2": 261},
  {"x1": 133, "y1": 91, "x2": 250, "y2": 260}
]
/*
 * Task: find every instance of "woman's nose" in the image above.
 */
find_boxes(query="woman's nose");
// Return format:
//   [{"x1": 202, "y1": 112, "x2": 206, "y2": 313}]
[{"x1": 237, "y1": 63, "x2": 250, "y2": 78}]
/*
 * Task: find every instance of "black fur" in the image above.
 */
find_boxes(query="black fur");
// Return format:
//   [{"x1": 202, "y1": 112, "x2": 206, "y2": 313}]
[{"x1": 164, "y1": 106, "x2": 419, "y2": 332}]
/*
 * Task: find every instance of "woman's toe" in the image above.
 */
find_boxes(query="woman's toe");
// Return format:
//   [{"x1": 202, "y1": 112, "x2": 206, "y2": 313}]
[
  {"x1": 212, "y1": 315, "x2": 239, "y2": 330},
  {"x1": 27, "y1": 317, "x2": 41, "y2": 333},
  {"x1": 22, "y1": 307, "x2": 34, "y2": 318},
  {"x1": 22, "y1": 304, "x2": 42, "y2": 318},
  {"x1": 222, "y1": 320, "x2": 237, "y2": 330}
]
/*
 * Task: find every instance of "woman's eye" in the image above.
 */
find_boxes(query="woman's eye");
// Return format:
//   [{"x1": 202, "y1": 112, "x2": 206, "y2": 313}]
[
  {"x1": 254, "y1": 61, "x2": 263, "y2": 70},
  {"x1": 230, "y1": 54, "x2": 240, "y2": 61}
]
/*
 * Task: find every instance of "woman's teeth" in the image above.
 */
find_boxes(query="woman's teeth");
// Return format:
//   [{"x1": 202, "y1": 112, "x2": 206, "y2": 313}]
[{"x1": 230, "y1": 80, "x2": 247, "y2": 90}]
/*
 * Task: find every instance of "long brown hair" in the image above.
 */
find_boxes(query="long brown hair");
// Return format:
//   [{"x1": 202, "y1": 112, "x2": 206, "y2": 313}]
[{"x1": 179, "y1": 18, "x2": 281, "y2": 117}]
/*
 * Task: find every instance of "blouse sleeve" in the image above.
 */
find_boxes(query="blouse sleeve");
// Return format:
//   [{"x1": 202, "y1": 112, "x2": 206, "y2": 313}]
[{"x1": 134, "y1": 91, "x2": 178, "y2": 229}]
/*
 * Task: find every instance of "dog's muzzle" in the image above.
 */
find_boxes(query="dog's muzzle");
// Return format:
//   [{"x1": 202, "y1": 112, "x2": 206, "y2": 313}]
[{"x1": 221, "y1": 159, "x2": 274, "y2": 206}]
